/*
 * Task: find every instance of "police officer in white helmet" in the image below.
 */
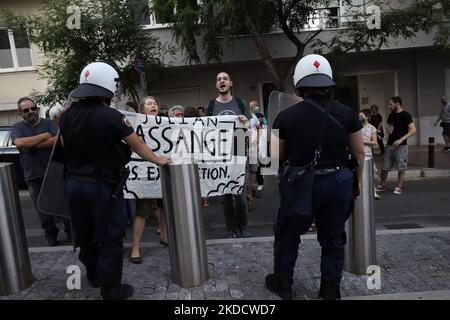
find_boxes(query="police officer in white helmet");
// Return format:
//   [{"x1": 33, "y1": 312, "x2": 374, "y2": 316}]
[
  {"x1": 59, "y1": 62, "x2": 168, "y2": 300},
  {"x1": 266, "y1": 54, "x2": 364, "y2": 299}
]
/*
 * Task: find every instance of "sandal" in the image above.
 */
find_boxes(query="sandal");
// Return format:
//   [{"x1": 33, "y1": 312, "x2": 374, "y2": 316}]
[{"x1": 130, "y1": 255, "x2": 142, "y2": 264}]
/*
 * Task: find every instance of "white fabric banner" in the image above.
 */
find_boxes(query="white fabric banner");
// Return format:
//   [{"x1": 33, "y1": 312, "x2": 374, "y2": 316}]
[{"x1": 120, "y1": 112, "x2": 248, "y2": 199}]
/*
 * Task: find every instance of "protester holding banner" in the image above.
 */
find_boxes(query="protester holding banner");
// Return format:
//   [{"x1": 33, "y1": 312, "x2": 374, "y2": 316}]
[
  {"x1": 206, "y1": 71, "x2": 253, "y2": 238},
  {"x1": 131, "y1": 96, "x2": 167, "y2": 264},
  {"x1": 59, "y1": 62, "x2": 168, "y2": 300},
  {"x1": 267, "y1": 54, "x2": 364, "y2": 300}
]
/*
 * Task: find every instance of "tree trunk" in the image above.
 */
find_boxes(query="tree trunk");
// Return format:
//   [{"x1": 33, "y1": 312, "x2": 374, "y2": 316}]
[
  {"x1": 244, "y1": 14, "x2": 283, "y2": 90},
  {"x1": 280, "y1": 75, "x2": 295, "y2": 93}
]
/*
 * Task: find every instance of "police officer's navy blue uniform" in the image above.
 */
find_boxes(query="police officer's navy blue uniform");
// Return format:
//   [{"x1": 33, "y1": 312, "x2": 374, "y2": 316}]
[
  {"x1": 265, "y1": 54, "x2": 365, "y2": 300},
  {"x1": 270, "y1": 94, "x2": 362, "y2": 299},
  {"x1": 59, "y1": 62, "x2": 167, "y2": 300},
  {"x1": 60, "y1": 99, "x2": 134, "y2": 298}
]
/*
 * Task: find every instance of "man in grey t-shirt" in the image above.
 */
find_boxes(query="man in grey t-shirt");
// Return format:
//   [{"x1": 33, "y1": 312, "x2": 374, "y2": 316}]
[
  {"x1": 207, "y1": 72, "x2": 252, "y2": 238},
  {"x1": 434, "y1": 96, "x2": 450, "y2": 152},
  {"x1": 11, "y1": 97, "x2": 70, "y2": 246}
]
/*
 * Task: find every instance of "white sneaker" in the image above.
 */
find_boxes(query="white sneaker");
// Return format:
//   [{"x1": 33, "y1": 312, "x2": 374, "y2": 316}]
[
  {"x1": 374, "y1": 192, "x2": 381, "y2": 200},
  {"x1": 257, "y1": 185, "x2": 264, "y2": 191},
  {"x1": 393, "y1": 186, "x2": 403, "y2": 195}
]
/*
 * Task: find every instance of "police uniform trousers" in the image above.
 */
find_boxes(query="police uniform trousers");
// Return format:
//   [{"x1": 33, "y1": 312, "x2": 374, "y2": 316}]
[
  {"x1": 66, "y1": 178, "x2": 130, "y2": 287},
  {"x1": 221, "y1": 173, "x2": 249, "y2": 234},
  {"x1": 273, "y1": 167, "x2": 353, "y2": 284}
]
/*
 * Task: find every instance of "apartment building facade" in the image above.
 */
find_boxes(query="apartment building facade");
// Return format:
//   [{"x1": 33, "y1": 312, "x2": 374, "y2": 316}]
[{"x1": 1, "y1": 0, "x2": 449, "y2": 145}]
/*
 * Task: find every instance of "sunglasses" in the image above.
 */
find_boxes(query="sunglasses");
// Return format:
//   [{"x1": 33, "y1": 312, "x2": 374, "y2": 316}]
[{"x1": 21, "y1": 106, "x2": 37, "y2": 113}]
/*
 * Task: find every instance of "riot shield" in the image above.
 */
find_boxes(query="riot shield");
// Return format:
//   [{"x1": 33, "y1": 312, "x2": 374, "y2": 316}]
[
  {"x1": 37, "y1": 110, "x2": 139, "y2": 218},
  {"x1": 260, "y1": 90, "x2": 302, "y2": 175},
  {"x1": 267, "y1": 90, "x2": 302, "y2": 131},
  {"x1": 37, "y1": 131, "x2": 70, "y2": 217}
]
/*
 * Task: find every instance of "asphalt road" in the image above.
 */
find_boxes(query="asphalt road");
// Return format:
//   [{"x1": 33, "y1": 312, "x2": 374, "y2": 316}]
[{"x1": 19, "y1": 176, "x2": 450, "y2": 247}]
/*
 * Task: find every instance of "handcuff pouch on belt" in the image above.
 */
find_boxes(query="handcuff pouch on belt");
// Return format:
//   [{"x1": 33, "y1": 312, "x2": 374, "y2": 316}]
[{"x1": 279, "y1": 159, "x2": 316, "y2": 235}]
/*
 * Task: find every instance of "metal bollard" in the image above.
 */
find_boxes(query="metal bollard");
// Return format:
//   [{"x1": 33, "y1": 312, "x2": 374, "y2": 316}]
[
  {"x1": 428, "y1": 137, "x2": 435, "y2": 168},
  {"x1": 344, "y1": 157, "x2": 377, "y2": 275},
  {"x1": 160, "y1": 163, "x2": 209, "y2": 288},
  {"x1": 0, "y1": 163, "x2": 35, "y2": 295}
]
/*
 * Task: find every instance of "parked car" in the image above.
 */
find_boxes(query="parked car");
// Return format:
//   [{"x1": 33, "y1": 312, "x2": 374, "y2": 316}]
[{"x1": 0, "y1": 125, "x2": 27, "y2": 188}]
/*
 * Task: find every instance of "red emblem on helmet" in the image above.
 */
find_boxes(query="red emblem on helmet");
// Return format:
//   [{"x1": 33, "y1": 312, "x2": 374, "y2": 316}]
[
  {"x1": 84, "y1": 70, "x2": 90, "y2": 79},
  {"x1": 313, "y1": 60, "x2": 320, "y2": 71}
]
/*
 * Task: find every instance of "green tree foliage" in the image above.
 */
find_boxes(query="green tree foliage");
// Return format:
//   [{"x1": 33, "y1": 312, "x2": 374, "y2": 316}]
[
  {"x1": 2, "y1": 0, "x2": 174, "y2": 106},
  {"x1": 317, "y1": 0, "x2": 450, "y2": 54},
  {"x1": 155, "y1": 0, "x2": 449, "y2": 91}
]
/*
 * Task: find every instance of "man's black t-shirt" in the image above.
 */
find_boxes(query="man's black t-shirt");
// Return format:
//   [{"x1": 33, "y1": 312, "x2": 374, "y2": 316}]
[
  {"x1": 386, "y1": 110, "x2": 413, "y2": 146},
  {"x1": 369, "y1": 113, "x2": 383, "y2": 131},
  {"x1": 272, "y1": 95, "x2": 362, "y2": 167},
  {"x1": 60, "y1": 100, "x2": 134, "y2": 180}
]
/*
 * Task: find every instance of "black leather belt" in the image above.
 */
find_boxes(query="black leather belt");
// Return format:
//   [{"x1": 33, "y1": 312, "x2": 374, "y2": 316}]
[
  {"x1": 69, "y1": 175, "x2": 96, "y2": 182},
  {"x1": 314, "y1": 166, "x2": 341, "y2": 175}
]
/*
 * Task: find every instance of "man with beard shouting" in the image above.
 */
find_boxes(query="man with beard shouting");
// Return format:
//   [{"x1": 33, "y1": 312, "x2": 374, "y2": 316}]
[
  {"x1": 11, "y1": 97, "x2": 71, "y2": 246},
  {"x1": 206, "y1": 72, "x2": 254, "y2": 238}
]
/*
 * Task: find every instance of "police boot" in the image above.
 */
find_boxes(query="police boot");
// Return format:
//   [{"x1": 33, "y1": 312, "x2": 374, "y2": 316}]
[
  {"x1": 265, "y1": 272, "x2": 293, "y2": 300},
  {"x1": 318, "y1": 280, "x2": 341, "y2": 300},
  {"x1": 101, "y1": 284, "x2": 134, "y2": 300},
  {"x1": 265, "y1": 225, "x2": 282, "y2": 295}
]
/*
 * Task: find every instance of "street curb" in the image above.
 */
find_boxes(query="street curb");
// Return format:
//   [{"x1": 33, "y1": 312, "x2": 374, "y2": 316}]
[
  {"x1": 345, "y1": 290, "x2": 450, "y2": 300},
  {"x1": 387, "y1": 168, "x2": 450, "y2": 181},
  {"x1": 27, "y1": 226, "x2": 450, "y2": 253}
]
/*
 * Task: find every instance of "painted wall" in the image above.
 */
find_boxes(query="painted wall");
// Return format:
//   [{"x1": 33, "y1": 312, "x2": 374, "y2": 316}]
[
  {"x1": 0, "y1": 0, "x2": 48, "y2": 123},
  {"x1": 149, "y1": 61, "x2": 292, "y2": 109},
  {"x1": 358, "y1": 72, "x2": 393, "y2": 124},
  {"x1": 150, "y1": 49, "x2": 447, "y2": 146},
  {"x1": 152, "y1": 27, "x2": 437, "y2": 68},
  {"x1": 415, "y1": 50, "x2": 448, "y2": 145},
  {"x1": 0, "y1": 1, "x2": 446, "y2": 140}
]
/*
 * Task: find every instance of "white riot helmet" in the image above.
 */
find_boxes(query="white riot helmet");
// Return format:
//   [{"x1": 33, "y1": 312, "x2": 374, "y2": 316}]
[
  {"x1": 293, "y1": 54, "x2": 336, "y2": 88},
  {"x1": 71, "y1": 62, "x2": 120, "y2": 99}
]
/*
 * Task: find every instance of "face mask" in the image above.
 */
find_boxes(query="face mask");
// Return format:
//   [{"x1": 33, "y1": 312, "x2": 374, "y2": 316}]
[{"x1": 254, "y1": 106, "x2": 260, "y2": 113}]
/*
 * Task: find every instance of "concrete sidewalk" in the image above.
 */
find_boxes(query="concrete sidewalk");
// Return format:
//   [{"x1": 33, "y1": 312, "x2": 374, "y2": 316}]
[
  {"x1": 2, "y1": 227, "x2": 450, "y2": 300},
  {"x1": 373, "y1": 145, "x2": 450, "y2": 180}
]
